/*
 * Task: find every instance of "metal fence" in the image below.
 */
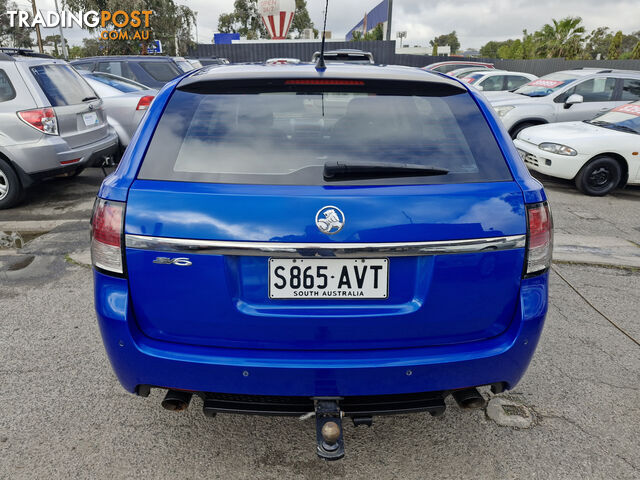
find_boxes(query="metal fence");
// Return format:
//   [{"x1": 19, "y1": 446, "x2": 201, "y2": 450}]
[{"x1": 189, "y1": 41, "x2": 640, "y2": 76}]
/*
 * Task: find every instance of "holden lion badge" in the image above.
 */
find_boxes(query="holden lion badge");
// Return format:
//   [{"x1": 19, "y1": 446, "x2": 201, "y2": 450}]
[{"x1": 315, "y1": 206, "x2": 345, "y2": 235}]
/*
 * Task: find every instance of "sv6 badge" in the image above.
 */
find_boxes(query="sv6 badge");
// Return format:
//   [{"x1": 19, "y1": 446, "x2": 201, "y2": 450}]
[{"x1": 153, "y1": 257, "x2": 193, "y2": 267}]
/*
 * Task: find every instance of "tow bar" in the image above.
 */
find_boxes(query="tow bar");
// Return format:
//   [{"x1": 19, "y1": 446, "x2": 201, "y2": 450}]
[{"x1": 314, "y1": 399, "x2": 345, "y2": 460}]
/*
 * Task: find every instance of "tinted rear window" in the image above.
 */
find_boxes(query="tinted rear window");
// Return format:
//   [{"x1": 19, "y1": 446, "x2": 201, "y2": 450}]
[
  {"x1": 139, "y1": 61, "x2": 181, "y2": 82},
  {"x1": 139, "y1": 80, "x2": 512, "y2": 186},
  {"x1": 30, "y1": 64, "x2": 96, "y2": 106}
]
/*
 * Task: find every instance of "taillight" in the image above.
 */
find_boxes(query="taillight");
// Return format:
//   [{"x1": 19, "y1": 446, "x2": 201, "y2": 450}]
[
  {"x1": 525, "y1": 202, "x2": 553, "y2": 276},
  {"x1": 91, "y1": 198, "x2": 125, "y2": 275},
  {"x1": 136, "y1": 95, "x2": 154, "y2": 110},
  {"x1": 17, "y1": 107, "x2": 58, "y2": 135}
]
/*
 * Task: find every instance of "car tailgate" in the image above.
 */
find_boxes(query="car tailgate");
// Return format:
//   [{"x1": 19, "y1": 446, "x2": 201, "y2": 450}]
[
  {"x1": 124, "y1": 180, "x2": 527, "y2": 351},
  {"x1": 55, "y1": 102, "x2": 109, "y2": 148}
]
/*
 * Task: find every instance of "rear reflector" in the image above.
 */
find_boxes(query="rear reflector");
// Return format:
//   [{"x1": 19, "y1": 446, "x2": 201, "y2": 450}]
[
  {"x1": 284, "y1": 80, "x2": 365, "y2": 85},
  {"x1": 136, "y1": 95, "x2": 155, "y2": 110},
  {"x1": 17, "y1": 107, "x2": 58, "y2": 135},
  {"x1": 60, "y1": 158, "x2": 81, "y2": 165},
  {"x1": 525, "y1": 202, "x2": 553, "y2": 276},
  {"x1": 91, "y1": 198, "x2": 125, "y2": 274}
]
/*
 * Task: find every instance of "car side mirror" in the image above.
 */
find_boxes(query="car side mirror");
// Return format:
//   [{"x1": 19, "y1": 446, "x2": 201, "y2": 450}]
[
  {"x1": 475, "y1": 85, "x2": 484, "y2": 91},
  {"x1": 564, "y1": 94, "x2": 583, "y2": 108}
]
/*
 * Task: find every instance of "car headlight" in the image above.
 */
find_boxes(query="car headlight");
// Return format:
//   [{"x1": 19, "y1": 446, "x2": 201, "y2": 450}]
[
  {"x1": 494, "y1": 105, "x2": 515, "y2": 117},
  {"x1": 538, "y1": 142, "x2": 577, "y2": 156}
]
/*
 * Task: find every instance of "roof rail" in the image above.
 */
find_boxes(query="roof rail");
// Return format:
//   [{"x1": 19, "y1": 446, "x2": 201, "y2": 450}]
[{"x1": 0, "y1": 47, "x2": 54, "y2": 59}]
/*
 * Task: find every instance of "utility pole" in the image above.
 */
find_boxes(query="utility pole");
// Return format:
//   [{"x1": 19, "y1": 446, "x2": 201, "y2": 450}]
[
  {"x1": 31, "y1": 0, "x2": 44, "y2": 54},
  {"x1": 54, "y1": 0, "x2": 68, "y2": 59},
  {"x1": 194, "y1": 11, "x2": 199, "y2": 45},
  {"x1": 386, "y1": 0, "x2": 393, "y2": 41}
]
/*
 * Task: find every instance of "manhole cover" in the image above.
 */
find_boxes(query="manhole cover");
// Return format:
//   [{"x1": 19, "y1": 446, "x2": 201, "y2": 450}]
[{"x1": 486, "y1": 397, "x2": 535, "y2": 428}]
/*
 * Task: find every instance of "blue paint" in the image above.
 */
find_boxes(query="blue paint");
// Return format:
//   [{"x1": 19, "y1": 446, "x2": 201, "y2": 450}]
[{"x1": 93, "y1": 65, "x2": 549, "y2": 399}]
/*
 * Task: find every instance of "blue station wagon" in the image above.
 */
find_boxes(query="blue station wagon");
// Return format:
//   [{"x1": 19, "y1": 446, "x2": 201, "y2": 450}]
[{"x1": 91, "y1": 64, "x2": 552, "y2": 459}]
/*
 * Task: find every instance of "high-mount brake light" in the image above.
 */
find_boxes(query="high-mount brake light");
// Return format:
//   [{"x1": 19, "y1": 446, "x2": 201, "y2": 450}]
[
  {"x1": 91, "y1": 198, "x2": 125, "y2": 275},
  {"x1": 136, "y1": 95, "x2": 155, "y2": 110},
  {"x1": 17, "y1": 107, "x2": 58, "y2": 135},
  {"x1": 285, "y1": 80, "x2": 365, "y2": 85},
  {"x1": 525, "y1": 202, "x2": 553, "y2": 276}
]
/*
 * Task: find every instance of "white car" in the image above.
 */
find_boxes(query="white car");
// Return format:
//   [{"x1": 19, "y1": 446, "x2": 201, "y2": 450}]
[
  {"x1": 461, "y1": 70, "x2": 537, "y2": 92},
  {"x1": 486, "y1": 69, "x2": 640, "y2": 138},
  {"x1": 513, "y1": 101, "x2": 640, "y2": 196}
]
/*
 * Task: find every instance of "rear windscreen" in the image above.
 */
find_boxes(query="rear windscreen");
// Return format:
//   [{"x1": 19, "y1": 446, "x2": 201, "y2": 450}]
[
  {"x1": 139, "y1": 61, "x2": 181, "y2": 82},
  {"x1": 30, "y1": 64, "x2": 96, "y2": 106},
  {"x1": 139, "y1": 81, "x2": 512, "y2": 186}
]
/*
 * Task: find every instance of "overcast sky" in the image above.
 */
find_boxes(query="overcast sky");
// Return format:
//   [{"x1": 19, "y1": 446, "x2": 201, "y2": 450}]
[{"x1": 30, "y1": 0, "x2": 640, "y2": 49}]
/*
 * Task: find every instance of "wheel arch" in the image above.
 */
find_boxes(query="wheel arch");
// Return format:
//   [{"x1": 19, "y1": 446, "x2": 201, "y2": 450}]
[
  {"x1": 508, "y1": 118, "x2": 548, "y2": 137},
  {"x1": 0, "y1": 149, "x2": 32, "y2": 188},
  {"x1": 585, "y1": 152, "x2": 629, "y2": 186}
]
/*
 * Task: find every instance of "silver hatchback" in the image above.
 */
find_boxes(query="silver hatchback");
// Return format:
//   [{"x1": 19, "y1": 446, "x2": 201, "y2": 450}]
[{"x1": 0, "y1": 50, "x2": 118, "y2": 209}]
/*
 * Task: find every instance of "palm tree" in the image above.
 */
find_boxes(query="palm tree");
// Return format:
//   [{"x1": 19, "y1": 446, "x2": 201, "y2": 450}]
[{"x1": 535, "y1": 17, "x2": 586, "y2": 59}]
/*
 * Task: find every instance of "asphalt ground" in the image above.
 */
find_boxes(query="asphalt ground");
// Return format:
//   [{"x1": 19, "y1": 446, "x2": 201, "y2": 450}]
[{"x1": 1, "y1": 169, "x2": 639, "y2": 479}]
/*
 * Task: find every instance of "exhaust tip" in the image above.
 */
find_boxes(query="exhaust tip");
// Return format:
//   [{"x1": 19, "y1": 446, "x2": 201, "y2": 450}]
[
  {"x1": 452, "y1": 388, "x2": 486, "y2": 409},
  {"x1": 161, "y1": 390, "x2": 193, "y2": 412}
]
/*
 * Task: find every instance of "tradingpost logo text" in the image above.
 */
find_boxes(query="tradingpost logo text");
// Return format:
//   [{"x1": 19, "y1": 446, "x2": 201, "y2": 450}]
[{"x1": 6, "y1": 9, "x2": 153, "y2": 40}]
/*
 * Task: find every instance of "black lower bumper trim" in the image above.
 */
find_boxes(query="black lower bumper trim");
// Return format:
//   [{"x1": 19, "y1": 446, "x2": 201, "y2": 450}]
[{"x1": 201, "y1": 391, "x2": 447, "y2": 418}]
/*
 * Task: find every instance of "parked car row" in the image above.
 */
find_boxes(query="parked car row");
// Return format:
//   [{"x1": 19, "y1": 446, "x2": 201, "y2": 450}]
[
  {"x1": 0, "y1": 51, "x2": 209, "y2": 208},
  {"x1": 0, "y1": 49, "x2": 119, "y2": 209},
  {"x1": 422, "y1": 61, "x2": 640, "y2": 196}
]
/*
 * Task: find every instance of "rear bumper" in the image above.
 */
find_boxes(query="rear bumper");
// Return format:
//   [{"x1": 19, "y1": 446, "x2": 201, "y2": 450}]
[
  {"x1": 94, "y1": 271, "x2": 548, "y2": 397},
  {"x1": 5, "y1": 129, "x2": 119, "y2": 184}
]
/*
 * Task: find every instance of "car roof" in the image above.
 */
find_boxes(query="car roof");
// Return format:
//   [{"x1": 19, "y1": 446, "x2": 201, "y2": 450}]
[
  {"x1": 0, "y1": 54, "x2": 67, "y2": 66},
  {"x1": 427, "y1": 61, "x2": 493, "y2": 67},
  {"x1": 472, "y1": 70, "x2": 533, "y2": 76},
  {"x1": 179, "y1": 63, "x2": 465, "y2": 90},
  {"x1": 72, "y1": 56, "x2": 175, "y2": 62},
  {"x1": 557, "y1": 68, "x2": 640, "y2": 77}
]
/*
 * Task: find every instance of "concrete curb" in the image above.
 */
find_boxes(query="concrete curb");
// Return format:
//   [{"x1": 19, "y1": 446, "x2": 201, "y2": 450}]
[{"x1": 553, "y1": 234, "x2": 640, "y2": 269}]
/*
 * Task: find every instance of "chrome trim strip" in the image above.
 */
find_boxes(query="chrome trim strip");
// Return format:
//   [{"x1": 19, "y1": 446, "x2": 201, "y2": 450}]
[{"x1": 125, "y1": 234, "x2": 526, "y2": 258}]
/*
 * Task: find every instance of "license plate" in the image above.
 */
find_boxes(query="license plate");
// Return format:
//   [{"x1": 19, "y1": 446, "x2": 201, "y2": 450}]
[
  {"x1": 269, "y1": 258, "x2": 388, "y2": 299},
  {"x1": 82, "y1": 112, "x2": 98, "y2": 126}
]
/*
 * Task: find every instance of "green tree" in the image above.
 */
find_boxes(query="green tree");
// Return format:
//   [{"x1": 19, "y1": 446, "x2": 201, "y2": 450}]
[
  {"x1": 479, "y1": 41, "x2": 502, "y2": 58},
  {"x1": 0, "y1": 0, "x2": 34, "y2": 48},
  {"x1": 219, "y1": 0, "x2": 314, "y2": 40},
  {"x1": 218, "y1": 0, "x2": 267, "y2": 39},
  {"x1": 68, "y1": 45, "x2": 84, "y2": 59},
  {"x1": 608, "y1": 30, "x2": 623, "y2": 59},
  {"x1": 429, "y1": 31, "x2": 460, "y2": 55},
  {"x1": 521, "y1": 30, "x2": 536, "y2": 58},
  {"x1": 350, "y1": 23, "x2": 383, "y2": 42},
  {"x1": 630, "y1": 41, "x2": 640, "y2": 60},
  {"x1": 44, "y1": 35, "x2": 61, "y2": 56},
  {"x1": 584, "y1": 27, "x2": 613, "y2": 59},
  {"x1": 534, "y1": 17, "x2": 586, "y2": 58},
  {"x1": 290, "y1": 0, "x2": 314, "y2": 38},
  {"x1": 65, "y1": 0, "x2": 196, "y2": 55},
  {"x1": 431, "y1": 42, "x2": 437, "y2": 56}
]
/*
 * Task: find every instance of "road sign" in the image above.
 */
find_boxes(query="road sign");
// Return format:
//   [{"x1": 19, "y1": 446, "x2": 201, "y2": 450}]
[{"x1": 146, "y1": 40, "x2": 162, "y2": 54}]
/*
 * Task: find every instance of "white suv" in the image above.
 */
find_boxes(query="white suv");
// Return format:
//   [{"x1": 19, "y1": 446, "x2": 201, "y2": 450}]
[{"x1": 485, "y1": 68, "x2": 640, "y2": 138}]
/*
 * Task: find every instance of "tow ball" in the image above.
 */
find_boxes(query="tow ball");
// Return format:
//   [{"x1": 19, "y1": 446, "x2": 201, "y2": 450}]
[{"x1": 314, "y1": 399, "x2": 345, "y2": 460}]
